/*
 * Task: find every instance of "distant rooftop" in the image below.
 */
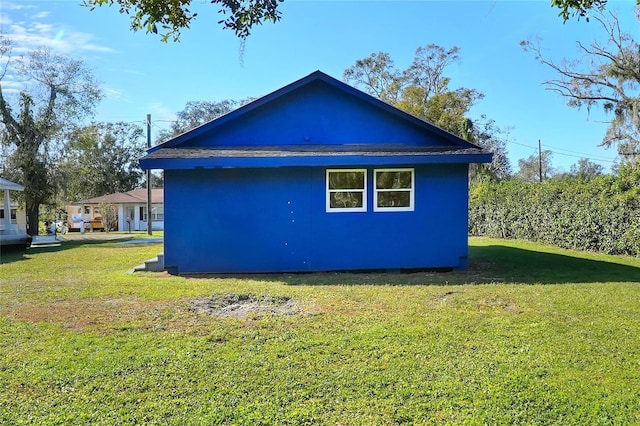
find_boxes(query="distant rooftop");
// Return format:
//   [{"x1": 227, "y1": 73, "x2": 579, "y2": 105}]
[{"x1": 73, "y1": 188, "x2": 163, "y2": 205}]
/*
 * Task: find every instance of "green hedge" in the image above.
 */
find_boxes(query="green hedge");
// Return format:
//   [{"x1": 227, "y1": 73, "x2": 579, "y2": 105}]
[{"x1": 469, "y1": 167, "x2": 640, "y2": 256}]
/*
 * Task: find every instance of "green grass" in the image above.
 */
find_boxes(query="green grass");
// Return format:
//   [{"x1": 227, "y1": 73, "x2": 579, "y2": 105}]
[{"x1": 1, "y1": 237, "x2": 640, "y2": 424}]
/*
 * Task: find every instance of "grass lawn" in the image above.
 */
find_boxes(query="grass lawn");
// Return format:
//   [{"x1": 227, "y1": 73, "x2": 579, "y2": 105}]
[{"x1": 1, "y1": 236, "x2": 640, "y2": 424}]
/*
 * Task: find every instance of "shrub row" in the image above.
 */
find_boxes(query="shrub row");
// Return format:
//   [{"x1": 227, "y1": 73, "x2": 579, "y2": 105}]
[{"x1": 469, "y1": 167, "x2": 640, "y2": 256}]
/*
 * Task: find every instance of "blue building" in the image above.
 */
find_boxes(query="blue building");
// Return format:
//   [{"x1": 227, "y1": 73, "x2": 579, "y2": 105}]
[{"x1": 140, "y1": 71, "x2": 492, "y2": 274}]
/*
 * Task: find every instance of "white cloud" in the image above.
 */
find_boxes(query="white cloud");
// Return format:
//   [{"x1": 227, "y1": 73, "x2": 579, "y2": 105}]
[
  {"x1": 149, "y1": 102, "x2": 177, "y2": 123},
  {"x1": 103, "y1": 87, "x2": 125, "y2": 102},
  {"x1": 2, "y1": 2, "x2": 38, "y2": 11},
  {"x1": 0, "y1": 78, "x2": 23, "y2": 93},
  {"x1": 2, "y1": 3, "x2": 115, "y2": 55}
]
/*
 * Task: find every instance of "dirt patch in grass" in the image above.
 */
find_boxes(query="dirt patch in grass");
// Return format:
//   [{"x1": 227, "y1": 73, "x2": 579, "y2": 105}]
[
  {"x1": 437, "y1": 290, "x2": 462, "y2": 301},
  {"x1": 190, "y1": 294, "x2": 301, "y2": 318},
  {"x1": 478, "y1": 297, "x2": 522, "y2": 313},
  {"x1": 3, "y1": 294, "x2": 304, "y2": 333},
  {"x1": 3, "y1": 297, "x2": 173, "y2": 333}
]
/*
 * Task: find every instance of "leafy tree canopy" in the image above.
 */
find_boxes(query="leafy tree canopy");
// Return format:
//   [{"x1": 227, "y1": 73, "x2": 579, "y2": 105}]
[
  {"x1": 515, "y1": 150, "x2": 556, "y2": 182},
  {"x1": 156, "y1": 99, "x2": 251, "y2": 143},
  {"x1": 570, "y1": 158, "x2": 604, "y2": 180},
  {"x1": 0, "y1": 35, "x2": 102, "y2": 234},
  {"x1": 84, "y1": 0, "x2": 283, "y2": 42},
  {"x1": 57, "y1": 122, "x2": 145, "y2": 202},
  {"x1": 344, "y1": 44, "x2": 511, "y2": 181},
  {"x1": 551, "y1": 0, "x2": 639, "y2": 22}
]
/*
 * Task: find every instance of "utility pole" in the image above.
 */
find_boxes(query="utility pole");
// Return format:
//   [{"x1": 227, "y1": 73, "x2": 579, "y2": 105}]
[
  {"x1": 538, "y1": 139, "x2": 543, "y2": 183},
  {"x1": 147, "y1": 114, "x2": 152, "y2": 236}
]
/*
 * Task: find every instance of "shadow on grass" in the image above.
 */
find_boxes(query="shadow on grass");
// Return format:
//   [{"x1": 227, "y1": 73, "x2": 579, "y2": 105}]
[
  {"x1": 191, "y1": 244, "x2": 640, "y2": 286},
  {"x1": 466, "y1": 245, "x2": 640, "y2": 285},
  {"x1": 0, "y1": 237, "x2": 139, "y2": 265},
  {"x1": 0, "y1": 246, "x2": 32, "y2": 264}
]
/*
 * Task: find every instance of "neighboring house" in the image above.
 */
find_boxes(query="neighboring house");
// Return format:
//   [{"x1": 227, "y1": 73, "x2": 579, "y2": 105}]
[
  {"x1": 140, "y1": 71, "x2": 492, "y2": 274},
  {"x1": 67, "y1": 188, "x2": 164, "y2": 232},
  {"x1": 0, "y1": 177, "x2": 31, "y2": 249}
]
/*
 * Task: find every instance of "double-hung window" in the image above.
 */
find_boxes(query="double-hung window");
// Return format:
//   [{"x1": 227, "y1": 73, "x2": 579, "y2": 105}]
[
  {"x1": 374, "y1": 168, "x2": 414, "y2": 212},
  {"x1": 326, "y1": 169, "x2": 367, "y2": 212},
  {"x1": 325, "y1": 168, "x2": 414, "y2": 212},
  {"x1": 0, "y1": 208, "x2": 17, "y2": 223}
]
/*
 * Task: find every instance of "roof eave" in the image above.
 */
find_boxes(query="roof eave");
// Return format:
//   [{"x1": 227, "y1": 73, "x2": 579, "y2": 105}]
[
  {"x1": 147, "y1": 71, "x2": 482, "y2": 154},
  {"x1": 140, "y1": 152, "x2": 493, "y2": 170}
]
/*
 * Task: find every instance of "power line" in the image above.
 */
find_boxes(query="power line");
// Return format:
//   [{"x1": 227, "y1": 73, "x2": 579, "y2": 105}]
[
  {"x1": 542, "y1": 143, "x2": 616, "y2": 163},
  {"x1": 548, "y1": 150, "x2": 616, "y2": 164},
  {"x1": 504, "y1": 139, "x2": 617, "y2": 164}
]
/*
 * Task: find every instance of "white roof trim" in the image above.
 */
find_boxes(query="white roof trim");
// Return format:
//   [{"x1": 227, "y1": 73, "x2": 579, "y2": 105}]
[{"x1": 0, "y1": 177, "x2": 25, "y2": 191}]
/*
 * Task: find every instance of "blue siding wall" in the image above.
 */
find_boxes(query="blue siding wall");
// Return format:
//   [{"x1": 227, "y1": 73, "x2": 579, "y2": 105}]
[
  {"x1": 187, "y1": 81, "x2": 454, "y2": 148},
  {"x1": 164, "y1": 164, "x2": 469, "y2": 274}
]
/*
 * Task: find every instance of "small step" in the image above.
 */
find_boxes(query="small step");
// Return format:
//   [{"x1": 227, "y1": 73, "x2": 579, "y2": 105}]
[
  {"x1": 30, "y1": 235, "x2": 64, "y2": 246},
  {"x1": 130, "y1": 253, "x2": 164, "y2": 273},
  {"x1": 144, "y1": 253, "x2": 165, "y2": 272}
]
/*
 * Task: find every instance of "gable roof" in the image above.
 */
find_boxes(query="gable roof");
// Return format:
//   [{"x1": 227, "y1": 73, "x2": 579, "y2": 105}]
[
  {"x1": 0, "y1": 177, "x2": 25, "y2": 191},
  {"x1": 141, "y1": 71, "x2": 492, "y2": 170},
  {"x1": 73, "y1": 188, "x2": 163, "y2": 205}
]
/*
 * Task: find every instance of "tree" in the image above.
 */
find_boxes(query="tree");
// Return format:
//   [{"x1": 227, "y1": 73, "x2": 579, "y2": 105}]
[
  {"x1": 522, "y1": 9, "x2": 640, "y2": 166},
  {"x1": 84, "y1": 0, "x2": 283, "y2": 42},
  {"x1": 57, "y1": 122, "x2": 145, "y2": 202},
  {"x1": 515, "y1": 150, "x2": 556, "y2": 182},
  {"x1": 156, "y1": 99, "x2": 244, "y2": 143},
  {"x1": 568, "y1": 158, "x2": 604, "y2": 180},
  {"x1": 98, "y1": 202, "x2": 118, "y2": 232},
  {"x1": 400, "y1": 89, "x2": 482, "y2": 140},
  {"x1": 552, "y1": 0, "x2": 608, "y2": 22},
  {"x1": 342, "y1": 52, "x2": 403, "y2": 104},
  {"x1": 0, "y1": 37, "x2": 102, "y2": 235},
  {"x1": 344, "y1": 44, "x2": 510, "y2": 181},
  {"x1": 469, "y1": 117, "x2": 512, "y2": 181},
  {"x1": 344, "y1": 45, "x2": 483, "y2": 138},
  {"x1": 551, "y1": 0, "x2": 639, "y2": 22}
]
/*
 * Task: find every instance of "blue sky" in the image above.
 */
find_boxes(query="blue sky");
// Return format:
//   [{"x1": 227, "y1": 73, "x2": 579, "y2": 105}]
[{"x1": 1, "y1": 0, "x2": 638, "y2": 172}]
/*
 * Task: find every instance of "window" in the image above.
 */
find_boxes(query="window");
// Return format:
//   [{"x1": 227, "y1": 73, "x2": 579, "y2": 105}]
[
  {"x1": 374, "y1": 168, "x2": 414, "y2": 212},
  {"x1": 326, "y1": 169, "x2": 367, "y2": 212},
  {"x1": 140, "y1": 205, "x2": 164, "y2": 221},
  {"x1": 151, "y1": 205, "x2": 164, "y2": 221},
  {"x1": 0, "y1": 209, "x2": 17, "y2": 223}
]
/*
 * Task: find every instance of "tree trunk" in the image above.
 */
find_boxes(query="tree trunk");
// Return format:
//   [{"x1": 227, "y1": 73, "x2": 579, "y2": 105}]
[
  {"x1": 16, "y1": 144, "x2": 49, "y2": 236},
  {"x1": 26, "y1": 199, "x2": 40, "y2": 236}
]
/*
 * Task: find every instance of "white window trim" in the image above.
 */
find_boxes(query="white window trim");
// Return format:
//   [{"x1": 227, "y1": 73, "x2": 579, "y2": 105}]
[
  {"x1": 326, "y1": 169, "x2": 367, "y2": 213},
  {"x1": 373, "y1": 168, "x2": 415, "y2": 212},
  {"x1": 0, "y1": 208, "x2": 18, "y2": 223}
]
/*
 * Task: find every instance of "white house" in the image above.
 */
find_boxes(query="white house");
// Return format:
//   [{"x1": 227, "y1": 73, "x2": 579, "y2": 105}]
[
  {"x1": 0, "y1": 177, "x2": 30, "y2": 249},
  {"x1": 66, "y1": 188, "x2": 164, "y2": 232}
]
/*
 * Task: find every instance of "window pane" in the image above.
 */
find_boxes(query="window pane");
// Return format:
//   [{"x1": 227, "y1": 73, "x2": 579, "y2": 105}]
[
  {"x1": 376, "y1": 171, "x2": 412, "y2": 189},
  {"x1": 377, "y1": 191, "x2": 410, "y2": 208},
  {"x1": 330, "y1": 191, "x2": 363, "y2": 208},
  {"x1": 329, "y1": 171, "x2": 365, "y2": 190}
]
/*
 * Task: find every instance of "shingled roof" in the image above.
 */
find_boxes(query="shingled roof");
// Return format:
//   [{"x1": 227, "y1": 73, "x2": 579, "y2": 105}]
[{"x1": 73, "y1": 188, "x2": 163, "y2": 205}]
